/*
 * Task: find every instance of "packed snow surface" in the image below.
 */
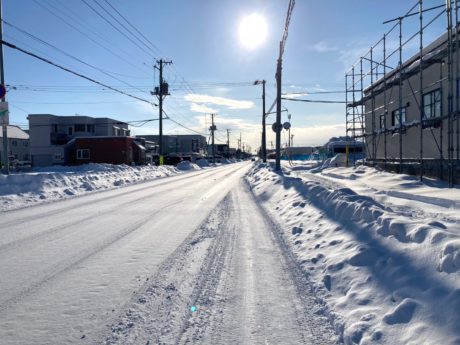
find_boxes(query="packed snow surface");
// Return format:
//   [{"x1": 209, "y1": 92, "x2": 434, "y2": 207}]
[
  {"x1": 246, "y1": 161, "x2": 460, "y2": 345},
  {"x1": 0, "y1": 161, "x2": 339, "y2": 344}
]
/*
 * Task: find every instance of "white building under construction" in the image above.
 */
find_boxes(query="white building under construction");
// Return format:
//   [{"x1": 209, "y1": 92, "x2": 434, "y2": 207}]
[{"x1": 346, "y1": 1, "x2": 460, "y2": 185}]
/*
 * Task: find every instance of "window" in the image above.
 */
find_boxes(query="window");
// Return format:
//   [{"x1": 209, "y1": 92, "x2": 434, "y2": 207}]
[
  {"x1": 87, "y1": 124, "x2": 95, "y2": 133},
  {"x1": 423, "y1": 89, "x2": 441, "y2": 119},
  {"x1": 23, "y1": 141, "x2": 28, "y2": 147},
  {"x1": 11, "y1": 140, "x2": 18, "y2": 146},
  {"x1": 380, "y1": 114, "x2": 386, "y2": 129},
  {"x1": 23, "y1": 154, "x2": 29, "y2": 161},
  {"x1": 68, "y1": 127, "x2": 73, "y2": 135},
  {"x1": 77, "y1": 149, "x2": 90, "y2": 159},
  {"x1": 54, "y1": 153, "x2": 63, "y2": 160},
  {"x1": 74, "y1": 124, "x2": 86, "y2": 132},
  {"x1": 391, "y1": 107, "x2": 406, "y2": 126}
]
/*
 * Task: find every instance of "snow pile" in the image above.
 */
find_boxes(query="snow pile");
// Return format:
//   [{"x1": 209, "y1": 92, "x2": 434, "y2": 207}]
[
  {"x1": 0, "y1": 163, "x2": 181, "y2": 211},
  {"x1": 176, "y1": 160, "x2": 200, "y2": 171},
  {"x1": 196, "y1": 159, "x2": 211, "y2": 167},
  {"x1": 246, "y1": 162, "x2": 460, "y2": 345}
]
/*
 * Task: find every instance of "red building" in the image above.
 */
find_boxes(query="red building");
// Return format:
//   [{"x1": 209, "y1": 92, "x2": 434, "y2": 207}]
[{"x1": 65, "y1": 137, "x2": 146, "y2": 165}]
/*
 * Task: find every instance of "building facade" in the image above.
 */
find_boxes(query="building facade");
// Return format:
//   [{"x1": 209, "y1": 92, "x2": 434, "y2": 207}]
[
  {"x1": 0, "y1": 125, "x2": 30, "y2": 163},
  {"x1": 347, "y1": 13, "x2": 460, "y2": 184},
  {"x1": 66, "y1": 137, "x2": 145, "y2": 165},
  {"x1": 136, "y1": 134, "x2": 207, "y2": 155},
  {"x1": 28, "y1": 114, "x2": 129, "y2": 166}
]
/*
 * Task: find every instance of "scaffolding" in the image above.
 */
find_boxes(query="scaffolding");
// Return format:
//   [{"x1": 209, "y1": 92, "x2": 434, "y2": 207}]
[{"x1": 345, "y1": 0, "x2": 460, "y2": 187}]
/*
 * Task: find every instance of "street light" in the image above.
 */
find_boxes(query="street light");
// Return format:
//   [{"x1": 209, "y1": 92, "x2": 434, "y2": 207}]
[{"x1": 254, "y1": 80, "x2": 266, "y2": 162}]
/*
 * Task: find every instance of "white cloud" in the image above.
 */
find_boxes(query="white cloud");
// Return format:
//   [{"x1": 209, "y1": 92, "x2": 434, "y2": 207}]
[
  {"x1": 190, "y1": 103, "x2": 217, "y2": 113},
  {"x1": 184, "y1": 94, "x2": 254, "y2": 110},
  {"x1": 283, "y1": 92, "x2": 309, "y2": 99},
  {"x1": 311, "y1": 41, "x2": 338, "y2": 53}
]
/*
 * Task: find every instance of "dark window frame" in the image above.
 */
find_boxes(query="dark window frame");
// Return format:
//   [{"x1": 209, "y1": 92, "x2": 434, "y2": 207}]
[
  {"x1": 423, "y1": 88, "x2": 442, "y2": 119},
  {"x1": 76, "y1": 149, "x2": 90, "y2": 160},
  {"x1": 391, "y1": 107, "x2": 407, "y2": 127}
]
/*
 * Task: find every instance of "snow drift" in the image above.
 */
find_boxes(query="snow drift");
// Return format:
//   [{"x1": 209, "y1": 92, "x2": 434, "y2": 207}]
[{"x1": 246, "y1": 162, "x2": 460, "y2": 345}]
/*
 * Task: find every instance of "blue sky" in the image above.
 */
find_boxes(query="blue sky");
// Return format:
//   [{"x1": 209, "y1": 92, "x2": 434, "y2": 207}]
[{"x1": 3, "y1": 0, "x2": 448, "y2": 151}]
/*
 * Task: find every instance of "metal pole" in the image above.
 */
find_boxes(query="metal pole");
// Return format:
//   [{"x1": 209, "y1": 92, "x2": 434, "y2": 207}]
[
  {"x1": 419, "y1": 0, "x2": 425, "y2": 181},
  {"x1": 0, "y1": 0, "x2": 9, "y2": 174},
  {"x1": 275, "y1": 42, "x2": 282, "y2": 171},
  {"x1": 211, "y1": 113, "x2": 215, "y2": 163},
  {"x1": 447, "y1": 0, "x2": 454, "y2": 186},
  {"x1": 262, "y1": 80, "x2": 267, "y2": 162},
  {"x1": 158, "y1": 59, "x2": 163, "y2": 165},
  {"x1": 455, "y1": 0, "x2": 460, "y2": 173},
  {"x1": 226, "y1": 128, "x2": 230, "y2": 158},
  {"x1": 455, "y1": 0, "x2": 460, "y2": 177},
  {"x1": 398, "y1": 18, "x2": 403, "y2": 174},
  {"x1": 371, "y1": 47, "x2": 376, "y2": 161},
  {"x1": 383, "y1": 34, "x2": 388, "y2": 171}
]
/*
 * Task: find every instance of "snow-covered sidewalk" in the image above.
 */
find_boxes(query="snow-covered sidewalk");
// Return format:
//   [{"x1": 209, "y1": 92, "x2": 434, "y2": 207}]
[{"x1": 246, "y1": 161, "x2": 460, "y2": 345}]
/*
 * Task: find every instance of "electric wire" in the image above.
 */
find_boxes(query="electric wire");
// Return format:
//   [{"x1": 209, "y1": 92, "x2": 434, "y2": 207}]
[
  {"x1": 1, "y1": 39, "x2": 156, "y2": 106},
  {"x1": 32, "y1": 0, "x2": 152, "y2": 76},
  {"x1": 80, "y1": 0, "x2": 155, "y2": 59},
  {"x1": 2, "y1": 20, "x2": 151, "y2": 96}
]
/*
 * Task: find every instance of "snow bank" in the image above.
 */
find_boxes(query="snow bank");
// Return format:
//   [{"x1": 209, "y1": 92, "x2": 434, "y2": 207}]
[
  {"x1": 246, "y1": 162, "x2": 460, "y2": 345},
  {"x1": 176, "y1": 161, "x2": 200, "y2": 171},
  {"x1": 0, "y1": 163, "x2": 182, "y2": 211}
]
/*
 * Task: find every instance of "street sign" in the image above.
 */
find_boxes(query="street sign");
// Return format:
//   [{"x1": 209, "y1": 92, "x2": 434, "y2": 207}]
[
  {"x1": 283, "y1": 122, "x2": 291, "y2": 130},
  {"x1": 272, "y1": 122, "x2": 282, "y2": 133},
  {"x1": 0, "y1": 102, "x2": 8, "y2": 117},
  {"x1": 0, "y1": 84, "x2": 6, "y2": 99}
]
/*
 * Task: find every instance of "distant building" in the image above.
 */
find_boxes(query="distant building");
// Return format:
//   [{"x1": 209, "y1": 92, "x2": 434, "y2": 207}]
[
  {"x1": 136, "y1": 134, "x2": 207, "y2": 155},
  {"x1": 207, "y1": 144, "x2": 229, "y2": 157},
  {"x1": 28, "y1": 114, "x2": 129, "y2": 166},
  {"x1": 66, "y1": 136, "x2": 145, "y2": 165},
  {"x1": 0, "y1": 125, "x2": 30, "y2": 163}
]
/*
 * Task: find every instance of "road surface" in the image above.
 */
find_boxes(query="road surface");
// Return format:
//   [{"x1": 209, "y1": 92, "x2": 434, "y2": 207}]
[{"x1": 0, "y1": 162, "x2": 338, "y2": 344}]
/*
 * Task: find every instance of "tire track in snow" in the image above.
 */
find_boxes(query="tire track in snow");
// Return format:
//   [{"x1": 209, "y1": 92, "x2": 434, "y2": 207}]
[
  {"x1": 102, "y1": 193, "x2": 235, "y2": 345},
  {"x1": 0, "y1": 198, "x2": 184, "y2": 313},
  {"x1": 0, "y1": 164, "x2": 246, "y2": 251},
  {"x1": 0, "y1": 164, "x2": 249, "y2": 314},
  {"x1": 0, "y1": 166, "x2": 222, "y2": 229}
]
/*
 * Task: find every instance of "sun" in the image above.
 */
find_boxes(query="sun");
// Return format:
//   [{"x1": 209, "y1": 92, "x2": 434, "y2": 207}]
[{"x1": 238, "y1": 13, "x2": 268, "y2": 50}]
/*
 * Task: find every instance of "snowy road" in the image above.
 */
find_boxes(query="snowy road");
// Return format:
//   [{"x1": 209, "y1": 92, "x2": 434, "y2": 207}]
[{"x1": 0, "y1": 162, "x2": 337, "y2": 345}]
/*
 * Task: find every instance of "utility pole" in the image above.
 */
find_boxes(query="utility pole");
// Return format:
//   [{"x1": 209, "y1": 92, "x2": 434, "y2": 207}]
[
  {"x1": 210, "y1": 113, "x2": 216, "y2": 163},
  {"x1": 0, "y1": 0, "x2": 8, "y2": 174},
  {"x1": 153, "y1": 58, "x2": 172, "y2": 165},
  {"x1": 226, "y1": 129, "x2": 231, "y2": 158},
  {"x1": 254, "y1": 80, "x2": 267, "y2": 162},
  {"x1": 275, "y1": 0, "x2": 295, "y2": 171},
  {"x1": 275, "y1": 43, "x2": 282, "y2": 171}
]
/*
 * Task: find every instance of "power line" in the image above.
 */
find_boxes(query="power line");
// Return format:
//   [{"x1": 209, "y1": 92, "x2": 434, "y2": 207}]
[
  {"x1": 281, "y1": 97, "x2": 346, "y2": 104},
  {"x1": 2, "y1": 20, "x2": 150, "y2": 96},
  {"x1": 1, "y1": 39, "x2": 156, "y2": 106},
  {"x1": 100, "y1": 0, "x2": 162, "y2": 55},
  {"x1": 93, "y1": 0, "x2": 157, "y2": 56},
  {"x1": 32, "y1": 0, "x2": 152, "y2": 76},
  {"x1": 80, "y1": 0, "x2": 155, "y2": 59}
]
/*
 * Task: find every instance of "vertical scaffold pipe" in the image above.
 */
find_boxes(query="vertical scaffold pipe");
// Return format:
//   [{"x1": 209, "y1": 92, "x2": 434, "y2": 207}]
[
  {"x1": 455, "y1": 0, "x2": 460, "y2": 175},
  {"x1": 419, "y1": 0, "x2": 424, "y2": 181},
  {"x1": 383, "y1": 34, "x2": 388, "y2": 171},
  {"x1": 447, "y1": 0, "x2": 454, "y2": 187},
  {"x1": 398, "y1": 18, "x2": 404, "y2": 174},
  {"x1": 371, "y1": 47, "x2": 376, "y2": 161}
]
